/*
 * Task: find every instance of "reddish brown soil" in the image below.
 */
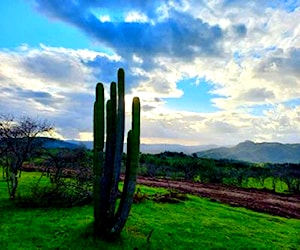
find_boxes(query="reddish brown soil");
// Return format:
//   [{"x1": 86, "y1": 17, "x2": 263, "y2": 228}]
[
  {"x1": 137, "y1": 176, "x2": 300, "y2": 219},
  {"x1": 22, "y1": 165, "x2": 299, "y2": 219}
]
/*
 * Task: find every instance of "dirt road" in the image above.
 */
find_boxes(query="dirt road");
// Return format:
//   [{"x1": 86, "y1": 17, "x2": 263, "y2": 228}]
[{"x1": 137, "y1": 176, "x2": 300, "y2": 219}]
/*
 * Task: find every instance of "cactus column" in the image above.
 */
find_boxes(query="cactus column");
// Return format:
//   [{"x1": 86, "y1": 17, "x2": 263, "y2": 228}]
[{"x1": 93, "y1": 68, "x2": 140, "y2": 240}]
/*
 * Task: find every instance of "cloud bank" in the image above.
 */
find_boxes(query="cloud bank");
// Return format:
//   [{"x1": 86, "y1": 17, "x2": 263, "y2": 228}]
[{"x1": 0, "y1": 0, "x2": 299, "y2": 145}]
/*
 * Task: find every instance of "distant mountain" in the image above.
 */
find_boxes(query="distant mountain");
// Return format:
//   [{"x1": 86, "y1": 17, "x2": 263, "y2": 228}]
[
  {"x1": 67, "y1": 140, "x2": 218, "y2": 154},
  {"x1": 0, "y1": 137, "x2": 80, "y2": 150},
  {"x1": 36, "y1": 137, "x2": 80, "y2": 149},
  {"x1": 66, "y1": 140, "x2": 93, "y2": 149},
  {"x1": 37, "y1": 138, "x2": 300, "y2": 163},
  {"x1": 140, "y1": 143, "x2": 218, "y2": 154},
  {"x1": 195, "y1": 140, "x2": 300, "y2": 163}
]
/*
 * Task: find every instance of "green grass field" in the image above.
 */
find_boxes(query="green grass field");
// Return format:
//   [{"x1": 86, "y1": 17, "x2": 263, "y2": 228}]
[
  {"x1": 244, "y1": 177, "x2": 289, "y2": 193},
  {"x1": 0, "y1": 172, "x2": 299, "y2": 249}
]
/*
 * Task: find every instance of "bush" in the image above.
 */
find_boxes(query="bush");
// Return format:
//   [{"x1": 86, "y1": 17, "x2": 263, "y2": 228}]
[{"x1": 15, "y1": 184, "x2": 92, "y2": 208}]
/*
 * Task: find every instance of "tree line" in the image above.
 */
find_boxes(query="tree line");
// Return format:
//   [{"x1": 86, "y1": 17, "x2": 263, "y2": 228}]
[
  {"x1": 139, "y1": 151, "x2": 300, "y2": 194},
  {"x1": 1, "y1": 115, "x2": 300, "y2": 204}
]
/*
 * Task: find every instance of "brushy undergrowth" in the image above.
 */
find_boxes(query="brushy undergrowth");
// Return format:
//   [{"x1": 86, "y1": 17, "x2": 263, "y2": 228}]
[
  {"x1": 15, "y1": 184, "x2": 93, "y2": 208},
  {"x1": 0, "y1": 172, "x2": 299, "y2": 249}
]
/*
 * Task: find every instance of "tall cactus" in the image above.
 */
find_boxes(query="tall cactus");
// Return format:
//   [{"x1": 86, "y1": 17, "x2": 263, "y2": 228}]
[{"x1": 93, "y1": 68, "x2": 140, "y2": 239}]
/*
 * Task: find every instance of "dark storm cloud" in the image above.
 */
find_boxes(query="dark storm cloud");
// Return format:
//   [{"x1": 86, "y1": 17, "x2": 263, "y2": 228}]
[
  {"x1": 49, "y1": 91, "x2": 94, "y2": 134},
  {"x1": 206, "y1": 120, "x2": 239, "y2": 134},
  {"x1": 22, "y1": 53, "x2": 86, "y2": 84},
  {"x1": 85, "y1": 55, "x2": 127, "y2": 83},
  {"x1": 239, "y1": 88, "x2": 275, "y2": 102},
  {"x1": 141, "y1": 105, "x2": 155, "y2": 112},
  {"x1": 221, "y1": 0, "x2": 299, "y2": 11},
  {"x1": 84, "y1": 55, "x2": 149, "y2": 90},
  {"x1": 34, "y1": 0, "x2": 183, "y2": 26},
  {"x1": 233, "y1": 24, "x2": 247, "y2": 37},
  {"x1": 141, "y1": 97, "x2": 165, "y2": 112},
  {"x1": 33, "y1": 0, "x2": 224, "y2": 59},
  {"x1": 1, "y1": 86, "x2": 59, "y2": 106},
  {"x1": 255, "y1": 48, "x2": 300, "y2": 82},
  {"x1": 268, "y1": 48, "x2": 300, "y2": 75}
]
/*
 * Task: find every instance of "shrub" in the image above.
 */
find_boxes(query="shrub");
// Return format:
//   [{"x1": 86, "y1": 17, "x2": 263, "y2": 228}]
[{"x1": 15, "y1": 184, "x2": 92, "y2": 208}]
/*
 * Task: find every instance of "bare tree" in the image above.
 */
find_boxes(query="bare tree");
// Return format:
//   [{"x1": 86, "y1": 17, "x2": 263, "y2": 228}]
[
  {"x1": 0, "y1": 114, "x2": 53, "y2": 199},
  {"x1": 44, "y1": 147, "x2": 92, "y2": 184}
]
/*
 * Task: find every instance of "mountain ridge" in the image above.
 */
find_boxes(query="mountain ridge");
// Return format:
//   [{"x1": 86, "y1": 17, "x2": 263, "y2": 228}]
[
  {"x1": 33, "y1": 138, "x2": 300, "y2": 164},
  {"x1": 66, "y1": 140, "x2": 219, "y2": 154},
  {"x1": 196, "y1": 140, "x2": 300, "y2": 163}
]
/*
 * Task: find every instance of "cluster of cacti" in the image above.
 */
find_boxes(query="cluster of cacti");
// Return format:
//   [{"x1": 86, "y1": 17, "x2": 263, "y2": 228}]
[{"x1": 93, "y1": 68, "x2": 140, "y2": 239}]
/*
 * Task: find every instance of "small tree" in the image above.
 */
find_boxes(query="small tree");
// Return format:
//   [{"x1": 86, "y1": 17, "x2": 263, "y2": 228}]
[{"x1": 0, "y1": 114, "x2": 53, "y2": 199}]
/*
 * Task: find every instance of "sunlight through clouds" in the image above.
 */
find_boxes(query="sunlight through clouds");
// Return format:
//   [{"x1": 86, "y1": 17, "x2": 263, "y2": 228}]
[{"x1": 0, "y1": 0, "x2": 299, "y2": 145}]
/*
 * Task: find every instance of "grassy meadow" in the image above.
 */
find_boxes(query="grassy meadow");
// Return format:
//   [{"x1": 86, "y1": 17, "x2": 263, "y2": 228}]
[
  {"x1": 244, "y1": 177, "x2": 289, "y2": 193},
  {"x1": 0, "y1": 172, "x2": 299, "y2": 249}
]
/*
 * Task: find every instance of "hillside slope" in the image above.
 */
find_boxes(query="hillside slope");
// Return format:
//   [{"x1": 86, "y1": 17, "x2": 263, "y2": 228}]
[
  {"x1": 195, "y1": 140, "x2": 300, "y2": 163},
  {"x1": 34, "y1": 137, "x2": 80, "y2": 149},
  {"x1": 67, "y1": 140, "x2": 218, "y2": 154}
]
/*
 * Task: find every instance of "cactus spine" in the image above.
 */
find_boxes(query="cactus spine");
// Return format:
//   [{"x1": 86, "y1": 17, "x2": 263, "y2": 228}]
[{"x1": 93, "y1": 68, "x2": 140, "y2": 239}]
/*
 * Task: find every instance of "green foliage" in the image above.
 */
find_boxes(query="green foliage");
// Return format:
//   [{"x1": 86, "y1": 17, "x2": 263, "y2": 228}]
[
  {"x1": 196, "y1": 140, "x2": 300, "y2": 164},
  {"x1": 1, "y1": 169, "x2": 92, "y2": 208},
  {"x1": 43, "y1": 147, "x2": 92, "y2": 184},
  {"x1": 0, "y1": 115, "x2": 53, "y2": 199},
  {"x1": 1, "y1": 172, "x2": 300, "y2": 249},
  {"x1": 15, "y1": 184, "x2": 92, "y2": 208},
  {"x1": 93, "y1": 68, "x2": 141, "y2": 239},
  {"x1": 139, "y1": 152, "x2": 300, "y2": 194}
]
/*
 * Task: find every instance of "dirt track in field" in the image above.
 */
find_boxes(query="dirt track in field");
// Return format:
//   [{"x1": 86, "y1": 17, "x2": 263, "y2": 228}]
[{"x1": 136, "y1": 176, "x2": 300, "y2": 219}]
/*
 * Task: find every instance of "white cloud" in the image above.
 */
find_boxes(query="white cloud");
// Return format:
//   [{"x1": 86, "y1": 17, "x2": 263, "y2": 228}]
[
  {"x1": 1, "y1": 1, "x2": 300, "y2": 145},
  {"x1": 99, "y1": 15, "x2": 111, "y2": 22},
  {"x1": 125, "y1": 11, "x2": 149, "y2": 23},
  {"x1": 1, "y1": 42, "x2": 300, "y2": 145},
  {"x1": 0, "y1": 45, "x2": 120, "y2": 138}
]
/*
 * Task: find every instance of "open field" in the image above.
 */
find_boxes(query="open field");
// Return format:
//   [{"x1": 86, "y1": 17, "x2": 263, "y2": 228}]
[
  {"x1": 136, "y1": 176, "x2": 300, "y2": 219},
  {"x1": 244, "y1": 177, "x2": 289, "y2": 193},
  {"x1": 0, "y1": 172, "x2": 300, "y2": 249}
]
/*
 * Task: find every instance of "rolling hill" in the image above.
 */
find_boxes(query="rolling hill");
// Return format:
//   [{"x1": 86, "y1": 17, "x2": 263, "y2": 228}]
[
  {"x1": 67, "y1": 140, "x2": 218, "y2": 154},
  {"x1": 32, "y1": 138, "x2": 300, "y2": 164},
  {"x1": 0, "y1": 137, "x2": 80, "y2": 150},
  {"x1": 195, "y1": 140, "x2": 300, "y2": 163}
]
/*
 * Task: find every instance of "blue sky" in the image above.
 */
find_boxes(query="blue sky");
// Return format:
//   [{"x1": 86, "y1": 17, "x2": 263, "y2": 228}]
[
  {"x1": 0, "y1": 0, "x2": 88, "y2": 48},
  {"x1": 0, "y1": 0, "x2": 300, "y2": 145},
  {"x1": 165, "y1": 77, "x2": 220, "y2": 113}
]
